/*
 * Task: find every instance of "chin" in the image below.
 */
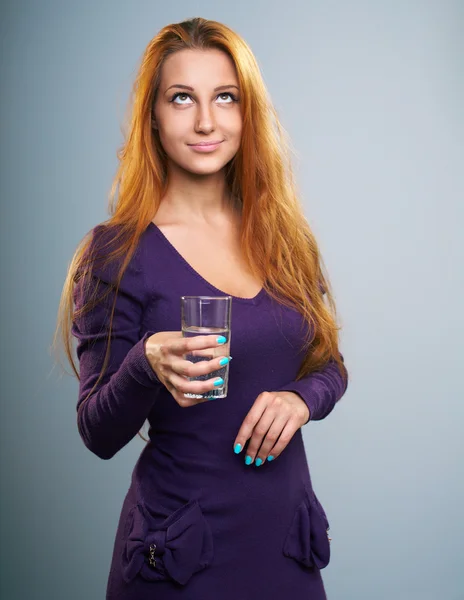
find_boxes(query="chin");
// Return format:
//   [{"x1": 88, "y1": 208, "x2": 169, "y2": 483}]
[
  {"x1": 178, "y1": 158, "x2": 232, "y2": 176},
  {"x1": 188, "y1": 166, "x2": 227, "y2": 176}
]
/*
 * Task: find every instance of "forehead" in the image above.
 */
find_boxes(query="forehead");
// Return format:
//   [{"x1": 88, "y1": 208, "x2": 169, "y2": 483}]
[{"x1": 160, "y1": 49, "x2": 238, "y2": 88}]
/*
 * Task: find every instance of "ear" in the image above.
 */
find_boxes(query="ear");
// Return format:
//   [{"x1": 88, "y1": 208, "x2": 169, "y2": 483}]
[{"x1": 151, "y1": 118, "x2": 158, "y2": 130}]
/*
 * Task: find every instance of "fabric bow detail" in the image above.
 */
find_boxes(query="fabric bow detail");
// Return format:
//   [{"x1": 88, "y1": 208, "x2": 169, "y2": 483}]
[
  {"x1": 283, "y1": 489, "x2": 331, "y2": 570},
  {"x1": 122, "y1": 499, "x2": 214, "y2": 585}
]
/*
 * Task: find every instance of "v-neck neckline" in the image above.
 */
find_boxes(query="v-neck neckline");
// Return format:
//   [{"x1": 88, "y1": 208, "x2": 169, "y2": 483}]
[{"x1": 147, "y1": 222, "x2": 266, "y2": 306}]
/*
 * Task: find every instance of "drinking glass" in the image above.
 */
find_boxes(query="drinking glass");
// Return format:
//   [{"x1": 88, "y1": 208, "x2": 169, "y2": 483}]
[{"x1": 181, "y1": 295, "x2": 232, "y2": 399}]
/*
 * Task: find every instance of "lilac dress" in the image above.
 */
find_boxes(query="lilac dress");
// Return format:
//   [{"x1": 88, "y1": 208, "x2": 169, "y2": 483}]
[{"x1": 72, "y1": 223, "x2": 348, "y2": 599}]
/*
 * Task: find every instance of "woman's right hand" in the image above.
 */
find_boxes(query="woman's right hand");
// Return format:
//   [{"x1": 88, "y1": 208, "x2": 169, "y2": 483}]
[{"x1": 143, "y1": 331, "x2": 230, "y2": 406}]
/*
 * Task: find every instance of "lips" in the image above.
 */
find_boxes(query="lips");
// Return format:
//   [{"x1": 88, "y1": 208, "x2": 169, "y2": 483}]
[
  {"x1": 188, "y1": 140, "x2": 223, "y2": 147},
  {"x1": 188, "y1": 140, "x2": 224, "y2": 153}
]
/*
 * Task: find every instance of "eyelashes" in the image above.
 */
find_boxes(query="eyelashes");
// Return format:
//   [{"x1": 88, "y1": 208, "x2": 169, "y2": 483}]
[{"x1": 169, "y1": 91, "x2": 239, "y2": 105}]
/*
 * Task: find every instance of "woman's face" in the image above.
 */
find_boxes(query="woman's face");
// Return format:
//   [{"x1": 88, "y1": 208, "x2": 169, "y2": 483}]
[{"x1": 153, "y1": 48, "x2": 243, "y2": 176}]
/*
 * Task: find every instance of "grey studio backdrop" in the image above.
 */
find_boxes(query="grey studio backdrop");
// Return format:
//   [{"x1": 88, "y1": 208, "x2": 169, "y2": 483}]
[{"x1": 1, "y1": 1, "x2": 462, "y2": 599}]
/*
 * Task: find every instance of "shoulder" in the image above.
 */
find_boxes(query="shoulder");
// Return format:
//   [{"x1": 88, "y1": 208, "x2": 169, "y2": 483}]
[
  {"x1": 86, "y1": 222, "x2": 145, "y2": 276},
  {"x1": 74, "y1": 223, "x2": 157, "y2": 313},
  {"x1": 83, "y1": 221, "x2": 171, "y2": 291},
  {"x1": 77, "y1": 224, "x2": 149, "y2": 303},
  {"x1": 87, "y1": 222, "x2": 129, "y2": 258}
]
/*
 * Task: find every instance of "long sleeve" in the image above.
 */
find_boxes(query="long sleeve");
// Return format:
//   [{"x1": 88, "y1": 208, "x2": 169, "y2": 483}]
[
  {"x1": 71, "y1": 226, "x2": 163, "y2": 460},
  {"x1": 276, "y1": 352, "x2": 348, "y2": 424}
]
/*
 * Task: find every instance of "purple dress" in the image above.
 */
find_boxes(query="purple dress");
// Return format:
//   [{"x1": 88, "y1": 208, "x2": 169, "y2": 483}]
[{"x1": 72, "y1": 223, "x2": 348, "y2": 599}]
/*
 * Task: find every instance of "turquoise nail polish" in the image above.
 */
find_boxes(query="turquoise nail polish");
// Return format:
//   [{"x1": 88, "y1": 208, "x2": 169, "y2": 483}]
[
  {"x1": 255, "y1": 458, "x2": 263, "y2": 466},
  {"x1": 245, "y1": 455, "x2": 253, "y2": 465},
  {"x1": 219, "y1": 357, "x2": 229, "y2": 366},
  {"x1": 217, "y1": 336, "x2": 227, "y2": 344},
  {"x1": 267, "y1": 455, "x2": 274, "y2": 461},
  {"x1": 234, "y1": 443, "x2": 242, "y2": 454},
  {"x1": 213, "y1": 378, "x2": 224, "y2": 386}
]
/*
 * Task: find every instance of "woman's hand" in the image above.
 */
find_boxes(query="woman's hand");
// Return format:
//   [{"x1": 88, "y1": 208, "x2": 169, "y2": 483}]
[
  {"x1": 233, "y1": 391, "x2": 309, "y2": 465},
  {"x1": 144, "y1": 331, "x2": 230, "y2": 407}
]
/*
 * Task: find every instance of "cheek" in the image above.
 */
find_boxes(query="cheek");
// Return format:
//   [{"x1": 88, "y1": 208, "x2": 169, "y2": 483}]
[
  {"x1": 157, "y1": 123, "x2": 185, "y2": 152},
  {"x1": 155, "y1": 108, "x2": 183, "y2": 139},
  {"x1": 229, "y1": 122, "x2": 243, "y2": 149},
  {"x1": 228, "y1": 109, "x2": 243, "y2": 129},
  {"x1": 229, "y1": 115, "x2": 243, "y2": 141}
]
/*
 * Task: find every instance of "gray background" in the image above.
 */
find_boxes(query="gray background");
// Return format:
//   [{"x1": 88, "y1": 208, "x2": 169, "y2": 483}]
[{"x1": 1, "y1": 1, "x2": 463, "y2": 598}]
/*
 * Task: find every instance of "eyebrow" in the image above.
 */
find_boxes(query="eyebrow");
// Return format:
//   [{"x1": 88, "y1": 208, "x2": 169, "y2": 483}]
[{"x1": 165, "y1": 84, "x2": 240, "y2": 94}]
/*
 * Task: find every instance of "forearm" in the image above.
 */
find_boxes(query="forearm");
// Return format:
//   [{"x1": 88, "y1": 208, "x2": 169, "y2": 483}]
[
  {"x1": 277, "y1": 354, "x2": 348, "y2": 424},
  {"x1": 77, "y1": 332, "x2": 162, "y2": 459}
]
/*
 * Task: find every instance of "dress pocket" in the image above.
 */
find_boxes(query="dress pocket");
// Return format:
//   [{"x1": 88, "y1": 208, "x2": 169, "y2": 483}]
[
  {"x1": 283, "y1": 485, "x2": 331, "y2": 571},
  {"x1": 121, "y1": 498, "x2": 214, "y2": 586}
]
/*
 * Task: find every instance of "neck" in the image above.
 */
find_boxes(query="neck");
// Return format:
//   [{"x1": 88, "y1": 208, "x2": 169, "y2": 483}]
[{"x1": 160, "y1": 161, "x2": 240, "y2": 225}]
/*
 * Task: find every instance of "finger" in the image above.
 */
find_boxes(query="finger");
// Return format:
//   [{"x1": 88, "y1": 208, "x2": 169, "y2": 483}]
[
  {"x1": 168, "y1": 333, "x2": 228, "y2": 357},
  {"x1": 243, "y1": 406, "x2": 278, "y2": 466},
  {"x1": 263, "y1": 418, "x2": 300, "y2": 462},
  {"x1": 253, "y1": 411, "x2": 291, "y2": 465},
  {"x1": 233, "y1": 392, "x2": 270, "y2": 459},
  {"x1": 171, "y1": 354, "x2": 230, "y2": 379},
  {"x1": 187, "y1": 346, "x2": 227, "y2": 360},
  {"x1": 163, "y1": 379, "x2": 199, "y2": 407},
  {"x1": 168, "y1": 370, "x2": 224, "y2": 403}
]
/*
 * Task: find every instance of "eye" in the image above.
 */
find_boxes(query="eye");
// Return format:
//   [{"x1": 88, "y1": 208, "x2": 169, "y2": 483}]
[
  {"x1": 170, "y1": 92, "x2": 193, "y2": 105},
  {"x1": 216, "y1": 92, "x2": 238, "y2": 103},
  {"x1": 169, "y1": 92, "x2": 239, "y2": 105}
]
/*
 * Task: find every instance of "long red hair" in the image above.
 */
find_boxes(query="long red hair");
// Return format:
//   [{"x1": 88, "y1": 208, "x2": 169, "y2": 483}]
[{"x1": 53, "y1": 17, "x2": 348, "y2": 443}]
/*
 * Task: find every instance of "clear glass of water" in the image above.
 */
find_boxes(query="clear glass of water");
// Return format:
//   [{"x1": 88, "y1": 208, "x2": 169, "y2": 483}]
[{"x1": 181, "y1": 295, "x2": 232, "y2": 399}]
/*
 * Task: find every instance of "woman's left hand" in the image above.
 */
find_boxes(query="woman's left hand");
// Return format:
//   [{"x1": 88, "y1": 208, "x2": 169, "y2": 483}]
[{"x1": 233, "y1": 391, "x2": 310, "y2": 465}]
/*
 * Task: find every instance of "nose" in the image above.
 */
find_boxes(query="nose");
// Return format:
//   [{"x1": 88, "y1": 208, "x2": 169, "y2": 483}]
[{"x1": 194, "y1": 102, "x2": 216, "y2": 134}]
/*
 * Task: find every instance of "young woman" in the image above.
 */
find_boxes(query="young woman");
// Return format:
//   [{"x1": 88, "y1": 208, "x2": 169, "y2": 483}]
[{"x1": 55, "y1": 16, "x2": 349, "y2": 600}]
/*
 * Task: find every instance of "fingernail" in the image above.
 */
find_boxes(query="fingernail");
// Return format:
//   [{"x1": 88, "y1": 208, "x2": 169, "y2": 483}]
[
  {"x1": 245, "y1": 455, "x2": 253, "y2": 465},
  {"x1": 267, "y1": 455, "x2": 274, "y2": 461},
  {"x1": 234, "y1": 443, "x2": 242, "y2": 454},
  {"x1": 255, "y1": 458, "x2": 263, "y2": 466},
  {"x1": 213, "y1": 378, "x2": 224, "y2": 386},
  {"x1": 219, "y1": 357, "x2": 229, "y2": 366},
  {"x1": 217, "y1": 336, "x2": 227, "y2": 344}
]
